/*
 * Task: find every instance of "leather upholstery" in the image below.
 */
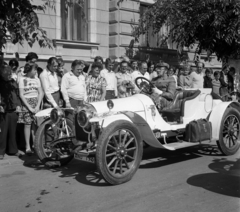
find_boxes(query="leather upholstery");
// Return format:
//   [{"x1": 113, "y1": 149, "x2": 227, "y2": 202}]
[{"x1": 161, "y1": 90, "x2": 200, "y2": 112}]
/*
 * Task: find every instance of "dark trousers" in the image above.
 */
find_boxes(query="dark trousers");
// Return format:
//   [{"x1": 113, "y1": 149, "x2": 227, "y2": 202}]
[
  {"x1": 105, "y1": 90, "x2": 116, "y2": 100},
  {"x1": 69, "y1": 98, "x2": 84, "y2": 108},
  {"x1": 43, "y1": 91, "x2": 61, "y2": 109},
  {"x1": 0, "y1": 112, "x2": 18, "y2": 155}
]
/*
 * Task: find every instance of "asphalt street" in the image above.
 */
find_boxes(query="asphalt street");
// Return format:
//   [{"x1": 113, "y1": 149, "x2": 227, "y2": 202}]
[{"x1": 0, "y1": 142, "x2": 239, "y2": 212}]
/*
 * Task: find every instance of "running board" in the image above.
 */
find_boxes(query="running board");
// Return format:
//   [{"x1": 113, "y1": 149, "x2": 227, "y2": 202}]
[{"x1": 162, "y1": 141, "x2": 199, "y2": 151}]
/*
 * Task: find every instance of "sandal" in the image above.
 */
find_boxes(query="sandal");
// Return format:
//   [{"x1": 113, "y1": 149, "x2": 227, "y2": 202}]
[{"x1": 26, "y1": 149, "x2": 33, "y2": 156}]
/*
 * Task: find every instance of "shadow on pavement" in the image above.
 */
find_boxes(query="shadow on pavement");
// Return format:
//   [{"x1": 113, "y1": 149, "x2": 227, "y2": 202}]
[
  {"x1": 187, "y1": 158, "x2": 240, "y2": 198},
  {"x1": 22, "y1": 154, "x2": 110, "y2": 187},
  {"x1": 21, "y1": 143, "x2": 228, "y2": 187},
  {"x1": 140, "y1": 146, "x2": 202, "y2": 169},
  {"x1": 192, "y1": 144, "x2": 225, "y2": 156}
]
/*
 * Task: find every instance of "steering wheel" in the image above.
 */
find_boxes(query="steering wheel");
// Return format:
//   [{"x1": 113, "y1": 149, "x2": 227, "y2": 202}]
[{"x1": 135, "y1": 77, "x2": 155, "y2": 95}]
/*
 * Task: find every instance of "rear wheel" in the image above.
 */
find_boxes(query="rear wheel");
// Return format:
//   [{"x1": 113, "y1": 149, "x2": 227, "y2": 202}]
[
  {"x1": 96, "y1": 120, "x2": 143, "y2": 185},
  {"x1": 217, "y1": 108, "x2": 240, "y2": 155},
  {"x1": 34, "y1": 118, "x2": 74, "y2": 167}
]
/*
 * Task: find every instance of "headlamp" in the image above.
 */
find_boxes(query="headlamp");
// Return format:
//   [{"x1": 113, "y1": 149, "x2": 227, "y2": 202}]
[
  {"x1": 50, "y1": 108, "x2": 65, "y2": 124},
  {"x1": 76, "y1": 103, "x2": 97, "y2": 128}
]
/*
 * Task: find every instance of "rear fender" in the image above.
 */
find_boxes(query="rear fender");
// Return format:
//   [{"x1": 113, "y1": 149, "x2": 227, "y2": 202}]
[{"x1": 209, "y1": 102, "x2": 240, "y2": 140}]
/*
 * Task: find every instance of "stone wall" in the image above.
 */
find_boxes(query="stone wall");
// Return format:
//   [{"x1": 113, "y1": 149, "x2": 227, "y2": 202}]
[
  {"x1": 109, "y1": 0, "x2": 140, "y2": 59},
  {"x1": 3, "y1": 0, "x2": 109, "y2": 70}
]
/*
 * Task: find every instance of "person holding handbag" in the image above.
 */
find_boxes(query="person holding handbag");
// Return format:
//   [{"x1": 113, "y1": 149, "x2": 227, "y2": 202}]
[{"x1": 18, "y1": 63, "x2": 43, "y2": 155}]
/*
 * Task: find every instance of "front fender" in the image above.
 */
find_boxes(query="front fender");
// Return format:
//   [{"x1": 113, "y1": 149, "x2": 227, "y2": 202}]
[
  {"x1": 209, "y1": 101, "x2": 240, "y2": 140},
  {"x1": 91, "y1": 111, "x2": 173, "y2": 150},
  {"x1": 120, "y1": 111, "x2": 168, "y2": 149}
]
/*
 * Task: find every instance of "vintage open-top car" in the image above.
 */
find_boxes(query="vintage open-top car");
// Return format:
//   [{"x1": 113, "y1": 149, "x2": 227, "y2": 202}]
[{"x1": 34, "y1": 77, "x2": 240, "y2": 185}]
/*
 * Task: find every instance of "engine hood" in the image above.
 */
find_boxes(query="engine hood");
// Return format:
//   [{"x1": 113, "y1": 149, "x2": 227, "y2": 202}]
[{"x1": 90, "y1": 94, "x2": 146, "y2": 114}]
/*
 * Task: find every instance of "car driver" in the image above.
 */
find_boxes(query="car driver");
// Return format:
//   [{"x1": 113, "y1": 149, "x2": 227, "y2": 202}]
[{"x1": 151, "y1": 63, "x2": 177, "y2": 110}]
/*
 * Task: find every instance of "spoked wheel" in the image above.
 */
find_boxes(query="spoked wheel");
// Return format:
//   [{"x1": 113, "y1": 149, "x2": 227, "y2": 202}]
[
  {"x1": 96, "y1": 120, "x2": 143, "y2": 185},
  {"x1": 217, "y1": 108, "x2": 240, "y2": 155},
  {"x1": 34, "y1": 118, "x2": 74, "y2": 166}
]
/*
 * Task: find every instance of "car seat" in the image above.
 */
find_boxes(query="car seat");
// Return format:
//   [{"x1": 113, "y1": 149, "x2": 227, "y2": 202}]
[{"x1": 160, "y1": 90, "x2": 201, "y2": 123}]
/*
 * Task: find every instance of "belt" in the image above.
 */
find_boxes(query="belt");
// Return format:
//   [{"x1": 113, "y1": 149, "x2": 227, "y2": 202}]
[{"x1": 52, "y1": 90, "x2": 60, "y2": 94}]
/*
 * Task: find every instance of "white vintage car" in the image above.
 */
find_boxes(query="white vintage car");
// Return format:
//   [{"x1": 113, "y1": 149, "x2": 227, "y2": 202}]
[{"x1": 34, "y1": 77, "x2": 240, "y2": 185}]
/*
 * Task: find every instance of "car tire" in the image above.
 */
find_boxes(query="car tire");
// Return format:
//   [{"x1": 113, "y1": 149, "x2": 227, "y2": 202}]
[
  {"x1": 217, "y1": 107, "x2": 240, "y2": 155},
  {"x1": 96, "y1": 120, "x2": 143, "y2": 185},
  {"x1": 34, "y1": 118, "x2": 74, "y2": 167}
]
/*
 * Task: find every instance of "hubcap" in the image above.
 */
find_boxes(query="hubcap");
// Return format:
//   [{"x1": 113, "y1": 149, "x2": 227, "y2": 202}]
[
  {"x1": 222, "y1": 114, "x2": 240, "y2": 149},
  {"x1": 105, "y1": 129, "x2": 138, "y2": 177}
]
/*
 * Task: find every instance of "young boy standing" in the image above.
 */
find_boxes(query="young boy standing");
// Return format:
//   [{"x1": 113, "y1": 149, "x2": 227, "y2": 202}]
[{"x1": 212, "y1": 71, "x2": 221, "y2": 96}]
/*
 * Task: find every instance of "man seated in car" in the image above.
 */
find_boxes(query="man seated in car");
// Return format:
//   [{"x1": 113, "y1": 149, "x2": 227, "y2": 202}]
[{"x1": 151, "y1": 63, "x2": 177, "y2": 110}]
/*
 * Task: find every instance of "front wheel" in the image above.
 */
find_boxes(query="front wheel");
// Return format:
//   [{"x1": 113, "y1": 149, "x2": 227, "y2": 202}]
[
  {"x1": 217, "y1": 108, "x2": 240, "y2": 155},
  {"x1": 96, "y1": 120, "x2": 143, "y2": 185},
  {"x1": 34, "y1": 118, "x2": 74, "y2": 167}
]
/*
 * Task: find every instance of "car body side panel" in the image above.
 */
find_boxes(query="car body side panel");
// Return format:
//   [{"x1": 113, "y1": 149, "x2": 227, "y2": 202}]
[
  {"x1": 209, "y1": 101, "x2": 240, "y2": 140},
  {"x1": 183, "y1": 92, "x2": 213, "y2": 124},
  {"x1": 90, "y1": 94, "x2": 145, "y2": 115}
]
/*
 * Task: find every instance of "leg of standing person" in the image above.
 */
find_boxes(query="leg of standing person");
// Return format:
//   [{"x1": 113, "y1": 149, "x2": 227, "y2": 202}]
[
  {"x1": 0, "y1": 113, "x2": 8, "y2": 158},
  {"x1": 6, "y1": 112, "x2": 19, "y2": 155},
  {"x1": 24, "y1": 124, "x2": 31, "y2": 152}
]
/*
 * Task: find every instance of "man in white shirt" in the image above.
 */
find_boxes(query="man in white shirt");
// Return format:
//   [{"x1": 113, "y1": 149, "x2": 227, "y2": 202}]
[
  {"x1": 39, "y1": 57, "x2": 60, "y2": 108},
  {"x1": 190, "y1": 62, "x2": 205, "y2": 88},
  {"x1": 116, "y1": 61, "x2": 135, "y2": 97},
  {"x1": 100, "y1": 58, "x2": 118, "y2": 100},
  {"x1": 61, "y1": 60, "x2": 87, "y2": 108},
  {"x1": 132, "y1": 61, "x2": 150, "y2": 82},
  {"x1": 131, "y1": 61, "x2": 150, "y2": 93}
]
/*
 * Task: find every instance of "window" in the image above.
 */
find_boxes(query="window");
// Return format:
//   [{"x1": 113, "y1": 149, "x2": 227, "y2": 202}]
[
  {"x1": 139, "y1": 4, "x2": 170, "y2": 48},
  {"x1": 61, "y1": 0, "x2": 88, "y2": 42}
]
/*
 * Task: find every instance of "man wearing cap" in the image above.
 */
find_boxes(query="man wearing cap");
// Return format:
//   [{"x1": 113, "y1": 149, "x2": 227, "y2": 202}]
[{"x1": 151, "y1": 62, "x2": 177, "y2": 110}]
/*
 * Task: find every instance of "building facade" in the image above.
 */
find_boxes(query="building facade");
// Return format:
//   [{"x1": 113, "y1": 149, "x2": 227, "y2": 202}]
[{"x1": 3, "y1": 0, "x2": 221, "y2": 70}]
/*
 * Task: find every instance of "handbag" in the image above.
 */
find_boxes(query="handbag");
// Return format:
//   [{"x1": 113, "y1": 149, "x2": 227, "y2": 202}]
[{"x1": 185, "y1": 119, "x2": 212, "y2": 142}]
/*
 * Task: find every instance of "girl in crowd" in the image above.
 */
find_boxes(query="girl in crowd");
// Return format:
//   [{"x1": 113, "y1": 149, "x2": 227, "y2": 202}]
[
  {"x1": 212, "y1": 71, "x2": 221, "y2": 96},
  {"x1": 86, "y1": 62, "x2": 107, "y2": 102},
  {"x1": 178, "y1": 66, "x2": 193, "y2": 89},
  {"x1": 18, "y1": 63, "x2": 43, "y2": 155}
]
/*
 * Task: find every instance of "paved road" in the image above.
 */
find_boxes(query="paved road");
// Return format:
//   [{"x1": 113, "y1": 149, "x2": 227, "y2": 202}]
[{"x1": 0, "y1": 142, "x2": 239, "y2": 212}]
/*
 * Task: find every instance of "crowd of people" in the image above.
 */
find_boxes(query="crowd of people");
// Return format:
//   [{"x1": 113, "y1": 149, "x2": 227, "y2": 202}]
[{"x1": 0, "y1": 51, "x2": 239, "y2": 160}]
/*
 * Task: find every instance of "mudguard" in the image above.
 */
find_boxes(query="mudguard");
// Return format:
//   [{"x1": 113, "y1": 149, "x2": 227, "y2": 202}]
[
  {"x1": 90, "y1": 110, "x2": 167, "y2": 149},
  {"x1": 209, "y1": 101, "x2": 240, "y2": 140},
  {"x1": 120, "y1": 111, "x2": 168, "y2": 149}
]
